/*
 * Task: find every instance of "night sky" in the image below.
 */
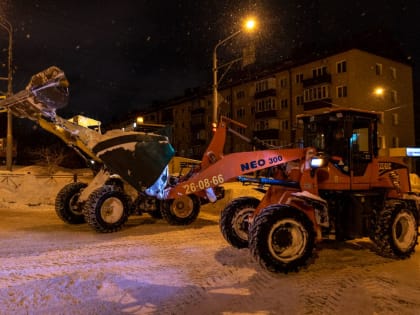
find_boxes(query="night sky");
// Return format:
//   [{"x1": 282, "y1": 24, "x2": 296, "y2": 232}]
[{"x1": 0, "y1": 0, "x2": 419, "y2": 124}]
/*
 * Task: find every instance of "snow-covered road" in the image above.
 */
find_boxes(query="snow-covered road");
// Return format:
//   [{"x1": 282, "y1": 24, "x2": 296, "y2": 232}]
[{"x1": 1, "y1": 188, "x2": 420, "y2": 315}]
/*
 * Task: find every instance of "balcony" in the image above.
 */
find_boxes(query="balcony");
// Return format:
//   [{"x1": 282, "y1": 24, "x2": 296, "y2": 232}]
[
  {"x1": 254, "y1": 88, "x2": 277, "y2": 99},
  {"x1": 255, "y1": 109, "x2": 278, "y2": 119},
  {"x1": 253, "y1": 129, "x2": 280, "y2": 140},
  {"x1": 303, "y1": 98, "x2": 332, "y2": 111},
  {"x1": 302, "y1": 74, "x2": 332, "y2": 87}
]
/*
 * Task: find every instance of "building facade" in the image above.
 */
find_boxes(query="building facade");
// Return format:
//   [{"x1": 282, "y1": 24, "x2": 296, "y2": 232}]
[{"x1": 138, "y1": 48, "x2": 415, "y2": 160}]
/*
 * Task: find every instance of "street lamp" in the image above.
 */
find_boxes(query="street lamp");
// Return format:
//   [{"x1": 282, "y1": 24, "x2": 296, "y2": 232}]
[
  {"x1": 374, "y1": 87, "x2": 384, "y2": 97},
  {"x1": 212, "y1": 17, "x2": 256, "y2": 126},
  {"x1": 136, "y1": 116, "x2": 144, "y2": 124},
  {"x1": 0, "y1": 16, "x2": 13, "y2": 171}
]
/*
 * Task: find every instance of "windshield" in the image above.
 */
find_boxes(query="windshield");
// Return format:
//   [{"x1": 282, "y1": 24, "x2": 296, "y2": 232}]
[{"x1": 301, "y1": 113, "x2": 374, "y2": 158}]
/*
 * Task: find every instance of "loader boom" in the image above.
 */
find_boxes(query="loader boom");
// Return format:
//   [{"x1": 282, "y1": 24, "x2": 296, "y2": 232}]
[
  {"x1": 165, "y1": 148, "x2": 306, "y2": 199},
  {"x1": 0, "y1": 66, "x2": 174, "y2": 192},
  {"x1": 164, "y1": 117, "x2": 307, "y2": 199}
]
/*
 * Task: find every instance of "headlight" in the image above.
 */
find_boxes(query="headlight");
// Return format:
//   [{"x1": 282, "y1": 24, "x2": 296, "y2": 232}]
[{"x1": 310, "y1": 157, "x2": 327, "y2": 168}]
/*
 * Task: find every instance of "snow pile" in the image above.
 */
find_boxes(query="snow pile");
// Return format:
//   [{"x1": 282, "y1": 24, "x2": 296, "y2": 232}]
[
  {"x1": 0, "y1": 166, "x2": 92, "y2": 207},
  {"x1": 1, "y1": 165, "x2": 419, "y2": 207}
]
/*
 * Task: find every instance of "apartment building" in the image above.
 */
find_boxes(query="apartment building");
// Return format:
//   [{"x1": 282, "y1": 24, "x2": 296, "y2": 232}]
[{"x1": 139, "y1": 48, "x2": 415, "y2": 160}]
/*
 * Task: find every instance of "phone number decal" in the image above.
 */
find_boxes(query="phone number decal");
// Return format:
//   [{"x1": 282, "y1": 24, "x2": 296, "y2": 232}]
[{"x1": 183, "y1": 174, "x2": 225, "y2": 194}]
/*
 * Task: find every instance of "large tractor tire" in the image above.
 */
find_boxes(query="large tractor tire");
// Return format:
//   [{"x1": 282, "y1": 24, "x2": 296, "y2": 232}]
[
  {"x1": 55, "y1": 182, "x2": 88, "y2": 224},
  {"x1": 82, "y1": 185, "x2": 131, "y2": 233},
  {"x1": 220, "y1": 196, "x2": 260, "y2": 249},
  {"x1": 161, "y1": 194, "x2": 200, "y2": 225},
  {"x1": 249, "y1": 205, "x2": 316, "y2": 273},
  {"x1": 371, "y1": 200, "x2": 418, "y2": 258}
]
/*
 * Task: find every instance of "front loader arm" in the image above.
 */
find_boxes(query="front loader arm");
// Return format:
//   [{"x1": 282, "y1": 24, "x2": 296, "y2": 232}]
[
  {"x1": 0, "y1": 66, "x2": 69, "y2": 120},
  {"x1": 164, "y1": 148, "x2": 306, "y2": 199},
  {"x1": 200, "y1": 117, "x2": 247, "y2": 168},
  {"x1": 0, "y1": 66, "x2": 175, "y2": 192},
  {"x1": 0, "y1": 66, "x2": 103, "y2": 163},
  {"x1": 38, "y1": 117, "x2": 102, "y2": 162}
]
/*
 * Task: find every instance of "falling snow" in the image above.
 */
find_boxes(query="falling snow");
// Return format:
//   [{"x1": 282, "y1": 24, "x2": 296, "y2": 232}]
[{"x1": 1, "y1": 1, "x2": 416, "y2": 124}]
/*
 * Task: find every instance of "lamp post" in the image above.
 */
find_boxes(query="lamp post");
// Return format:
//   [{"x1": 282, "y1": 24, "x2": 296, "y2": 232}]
[
  {"x1": 0, "y1": 17, "x2": 13, "y2": 171},
  {"x1": 212, "y1": 18, "x2": 256, "y2": 126}
]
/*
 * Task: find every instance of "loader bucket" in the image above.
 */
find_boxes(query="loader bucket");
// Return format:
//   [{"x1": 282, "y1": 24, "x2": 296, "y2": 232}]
[
  {"x1": 0, "y1": 66, "x2": 69, "y2": 120},
  {"x1": 92, "y1": 132, "x2": 175, "y2": 191},
  {"x1": 27, "y1": 66, "x2": 69, "y2": 110}
]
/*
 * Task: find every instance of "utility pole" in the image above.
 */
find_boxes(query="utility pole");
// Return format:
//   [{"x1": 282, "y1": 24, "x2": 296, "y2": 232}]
[
  {"x1": 212, "y1": 18, "x2": 256, "y2": 127},
  {"x1": 0, "y1": 17, "x2": 13, "y2": 170}
]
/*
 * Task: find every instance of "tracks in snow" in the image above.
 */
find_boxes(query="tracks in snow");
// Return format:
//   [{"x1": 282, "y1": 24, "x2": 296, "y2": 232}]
[{"x1": 1, "y1": 206, "x2": 420, "y2": 314}]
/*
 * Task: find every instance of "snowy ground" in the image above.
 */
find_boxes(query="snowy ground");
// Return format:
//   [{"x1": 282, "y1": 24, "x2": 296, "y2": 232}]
[{"x1": 1, "y1": 166, "x2": 420, "y2": 315}]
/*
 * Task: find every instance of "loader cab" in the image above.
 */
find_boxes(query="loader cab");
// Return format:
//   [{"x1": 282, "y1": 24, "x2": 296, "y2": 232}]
[{"x1": 299, "y1": 109, "x2": 379, "y2": 176}]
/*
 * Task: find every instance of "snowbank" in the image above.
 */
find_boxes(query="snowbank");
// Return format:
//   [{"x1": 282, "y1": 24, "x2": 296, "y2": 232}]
[{"x1": 0, "y1": 166, "x2": 92, "y2": 207}]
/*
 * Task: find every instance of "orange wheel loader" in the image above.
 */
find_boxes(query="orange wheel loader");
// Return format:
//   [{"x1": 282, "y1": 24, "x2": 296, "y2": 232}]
[{"x1": 165, "y1": 109, "x2": 420, "y2": 273}]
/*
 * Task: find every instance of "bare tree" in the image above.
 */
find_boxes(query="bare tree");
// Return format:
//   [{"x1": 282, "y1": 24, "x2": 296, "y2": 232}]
[{"x1": 31, "y1": 145, "x2": 66, "y2": 175}]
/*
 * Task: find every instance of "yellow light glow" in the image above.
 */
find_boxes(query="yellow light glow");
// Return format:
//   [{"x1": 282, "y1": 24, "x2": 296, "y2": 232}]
[
  {"x1": 244, "y1": 17, "x2": 256, "y2": 31},
  {"x1": 374, "y1": 87, "x2": 384, "y2": 96},
  {"x1": 136, "y1": 116, "x2": 144, "y2": 124}
]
